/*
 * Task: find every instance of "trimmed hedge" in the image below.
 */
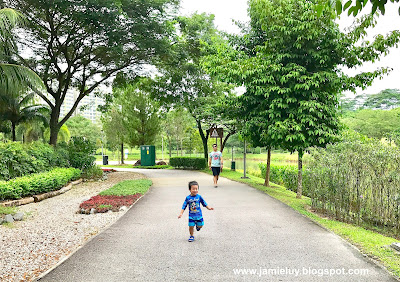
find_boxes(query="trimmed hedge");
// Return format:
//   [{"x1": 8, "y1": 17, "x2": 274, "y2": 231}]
[
  {"x1": 169, "y1": 157, "x2": 207, "y2": 170},
  {"x1": 259, "y1": 163, "x2": 310, "y2": 197},
  {"x1": 0, "y1": 167, "x2": 81, "y2": 200},
  {"x1": 0, "y1": 139, "x2": 96, "y2": 181}
]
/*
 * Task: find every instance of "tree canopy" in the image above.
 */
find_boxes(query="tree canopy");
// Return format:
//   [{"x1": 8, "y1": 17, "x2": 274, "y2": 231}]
[
  {"x1": 204, "y1": 0, "x2": 400, "y2": 197},
  {"x1": 3, "y1": 0, "x2": 178, "y2": 145}
]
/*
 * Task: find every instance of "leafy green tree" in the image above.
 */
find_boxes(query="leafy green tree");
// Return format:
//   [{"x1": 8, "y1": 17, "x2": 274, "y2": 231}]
[
  {"x1": 342, "y1": 108, "x2": 400, "y2": 139},
  {"x1": 4, "y1": 0, "x2": 178, "y2": 145},
  {"x1": 317, "y1": 0, "x2": 400, "y2": 17},
  {"x1": 152, "y1": 13, "x2": 233, "y2": 158},
  {"x1": 120, "y1": 84, "x2": 160, "y2": 147},
  {"x1": 101, "y1": 107, "x2": 128, "y2": 164},
  {"x1": 205, "y1": 0, "x2": 400, "y2": 198},
  {"x1": 341, "y1": 89, "x2": 400, "y2": 113},
  {"x1": 102, "y1": 81, "x2": 160, "y2": 163},
  {"x1": 0, "y1": 90, "x2": 49, "y2": 141},
  {"x1": 0, "y1": 8, "x2": 44, "y2": 94},
  {"x1": 65, "y1": 115, "x2": 101, "y2": 147}
]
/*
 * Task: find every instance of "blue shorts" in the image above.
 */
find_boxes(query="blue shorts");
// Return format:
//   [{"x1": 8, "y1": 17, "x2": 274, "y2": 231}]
[
  {"x1": 189, "y1": 217, "x2": 204, "y2": 227},
  {"x1": 211, "y1": 167, "x2": 221, "y2": 176}
]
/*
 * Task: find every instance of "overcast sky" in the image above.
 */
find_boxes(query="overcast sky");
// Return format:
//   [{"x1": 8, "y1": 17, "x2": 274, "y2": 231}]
[{"x1": 180, "y1": 0, "x2": 400, "y2": 96}]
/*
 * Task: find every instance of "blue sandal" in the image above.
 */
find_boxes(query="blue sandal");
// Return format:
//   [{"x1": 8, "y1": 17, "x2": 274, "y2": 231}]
[{"x1": 188, "y1": 236, "x2": 194, "y2": 242}]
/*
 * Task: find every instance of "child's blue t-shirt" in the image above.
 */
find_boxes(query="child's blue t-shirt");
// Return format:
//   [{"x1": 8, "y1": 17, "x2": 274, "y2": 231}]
[{"x1": 182, "y1": 194, "x2": 208, "y2": 219}]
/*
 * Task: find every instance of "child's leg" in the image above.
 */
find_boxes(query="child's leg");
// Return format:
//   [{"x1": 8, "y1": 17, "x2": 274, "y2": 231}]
[
  {"x1": 213, "y1": 175, "x2": 218, "y2": 185},
  {"x1": 189, "y1": 226, "x2": 194, "y2": 236}
]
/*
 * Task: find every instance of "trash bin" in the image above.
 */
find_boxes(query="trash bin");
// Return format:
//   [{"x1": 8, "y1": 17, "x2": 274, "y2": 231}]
[
  {"x1": 140, "y1": 145, "x2": 156, "y2": 166},
  {"x1": 102, "y1": 155, "x2": 108, "y2": 165},
  {"x1": 231, "y1": 161, "x2": 236, "y2": 171}
]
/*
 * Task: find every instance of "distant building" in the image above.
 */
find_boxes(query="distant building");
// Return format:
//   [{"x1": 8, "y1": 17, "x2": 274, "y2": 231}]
[{"x1": 60, "y1": 90, "x2": 104, "y2": 124}]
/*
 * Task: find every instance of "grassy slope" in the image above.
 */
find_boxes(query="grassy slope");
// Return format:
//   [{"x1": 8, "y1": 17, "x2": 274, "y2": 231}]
[{"x1": 204, "y1": 169, "x2": 400, "y2": 278}]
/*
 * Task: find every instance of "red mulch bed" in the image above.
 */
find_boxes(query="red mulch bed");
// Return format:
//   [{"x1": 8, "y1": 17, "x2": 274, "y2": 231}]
[{"x1": 79, "y1": 194, "x2": 142, "y2": 213}]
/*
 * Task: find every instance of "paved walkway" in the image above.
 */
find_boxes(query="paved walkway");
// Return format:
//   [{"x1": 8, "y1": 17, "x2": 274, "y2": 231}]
[{"x1": 39, "y1": 169, "x2": 397, "y2": 281}]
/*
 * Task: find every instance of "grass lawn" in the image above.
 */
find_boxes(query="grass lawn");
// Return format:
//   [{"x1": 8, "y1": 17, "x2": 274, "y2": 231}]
[
  {"x1": 99, "y1": 179, "x2": 152, "y2": 196},
  {"x1": 204, "y1": 169, "x2": 400, "y2": 278}
]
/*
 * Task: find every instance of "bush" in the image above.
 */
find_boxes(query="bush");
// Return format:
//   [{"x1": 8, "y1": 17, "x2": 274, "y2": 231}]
[
  {"x1": 0, "y1": 167, "x2": 81, "y2": 200},
  {"x1": 169, "y1": 157, "x2": 207, "y2": 170},
  {"x1": 67, "y1": 136, "x2": 96, "y2": 170},
  {"x1": 81, "y1": 165, "x2": 103, "y2": 180},
  {"x1": 306, "y1": 139, "x2": 400, "y2": 230},
  {"x1": 258, "y1": 163, "x2": 310, "y2": 196},
  {"x1": 0, "y1": 141, "x2": 64, "y2": 181}
]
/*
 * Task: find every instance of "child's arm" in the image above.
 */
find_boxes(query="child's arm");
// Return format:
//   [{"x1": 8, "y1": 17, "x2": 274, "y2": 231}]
[
  {"x1": 178, "y1": 209, "x2": 185, "y2": 218},
  {"x1": 206, "y1": 206, "x2": 214, "y2": 210}
]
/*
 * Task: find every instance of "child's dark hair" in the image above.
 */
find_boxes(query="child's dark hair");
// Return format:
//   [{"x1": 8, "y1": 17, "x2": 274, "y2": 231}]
[{"x1": 188, "y1": 181, "x2": 199, "y2": 190}]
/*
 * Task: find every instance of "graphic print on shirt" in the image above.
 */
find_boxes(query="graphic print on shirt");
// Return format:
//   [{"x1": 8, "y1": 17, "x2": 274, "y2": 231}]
[{"x1": 190, "y1": 201, "x2": 198, "y2": 213}]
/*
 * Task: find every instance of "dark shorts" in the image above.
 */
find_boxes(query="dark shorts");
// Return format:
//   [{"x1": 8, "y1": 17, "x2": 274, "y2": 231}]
[
  {"x1": 189, "y1": 217, "x2": 204, "y2": 227},
  {"x1": 211, "y1": 167, "x2": 221, "y2": 176}
]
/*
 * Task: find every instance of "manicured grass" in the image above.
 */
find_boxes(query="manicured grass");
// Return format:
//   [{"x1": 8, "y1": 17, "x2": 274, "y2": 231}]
[
  {"x1": 0, "y1": 206, "x2": 17, "y2": 216},
  {"x1": 204, "y1": 169, "x2": 400, "y2": 278},
  {"x1": 99, "y1": 179, "x2": 152, "y2": 196}
]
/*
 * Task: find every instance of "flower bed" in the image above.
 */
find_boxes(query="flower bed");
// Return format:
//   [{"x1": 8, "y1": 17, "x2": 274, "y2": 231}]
[
  {"x1": 79, "y1": 194, "x2": 142, "y2": 213},
  {"x1": 78, "y1": 179, "x2": 152, "y2": 213}
]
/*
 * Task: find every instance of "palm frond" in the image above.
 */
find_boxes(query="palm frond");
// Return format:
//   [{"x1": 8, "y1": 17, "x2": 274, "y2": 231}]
[
  {"x1": 0, "y1": 8, "x2": 25, "y2": 34},
  {"x1": 0, "y1": 63, "x2": 45, "y2": 93}
]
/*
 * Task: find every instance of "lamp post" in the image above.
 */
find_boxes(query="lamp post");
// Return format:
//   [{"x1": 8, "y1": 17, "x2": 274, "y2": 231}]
[
  {"x1": 241, "y1": 139, "x2": 249, "y2": 179},
  {"x1": 101, "y1": 130, "x2": 104, "y2": 157}
]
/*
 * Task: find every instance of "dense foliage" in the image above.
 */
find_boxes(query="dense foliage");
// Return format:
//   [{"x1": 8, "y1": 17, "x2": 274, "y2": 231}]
[
  {"x1": 0, "y1": 167, "x2": 81, "y2": 200},
  {"x1": 67, "y1": 136, "x2": 96, "y2": 171},
  {"x1": 3, "y1": 0, "x2": 178, "y2": 145},
  {"x1": 306, "y1": 139, "x2": 400, "y2": 230},
  {"x1": 0, "y1": 141, "x2": 67, "y2": 180},
  {"x1": 259, "y1": 163, "x2": 310, "y2": 196},
  {"x1": 169, "y1": 157, "x2": 207, "y2": 170}
]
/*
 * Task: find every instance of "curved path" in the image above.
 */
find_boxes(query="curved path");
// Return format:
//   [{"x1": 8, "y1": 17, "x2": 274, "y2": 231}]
[{"x1": 39, "y1": 169, "x2": 396, "y2": 281}]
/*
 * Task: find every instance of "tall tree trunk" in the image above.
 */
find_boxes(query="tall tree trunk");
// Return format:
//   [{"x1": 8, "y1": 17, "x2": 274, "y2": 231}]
[
  {"x1": 121, "y1": 143, "x2": 124, "y2": 164},
  {"x1": 49, "y1": 108, "x2": 61, "y2": 145},
  {"x1": 296, "y1": 150, "x2": 304, "y2": 199},
  {"x1": 264, "y1": 148, "x2": 271, "y2": 187},
  {"x1": 195, "y1": 119, "x2": 208, "y2": 159},
  {"x1": 168, "y1": 138, "x2": 172, "y2": 158},
  {"x1": 11, "y1": 122, "x2": 16, "y2": 141}
]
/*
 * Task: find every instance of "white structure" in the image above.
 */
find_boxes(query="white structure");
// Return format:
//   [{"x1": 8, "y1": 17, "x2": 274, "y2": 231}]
[{"x1": 60, "y1": 90, "x2": 104, "y2": 124}]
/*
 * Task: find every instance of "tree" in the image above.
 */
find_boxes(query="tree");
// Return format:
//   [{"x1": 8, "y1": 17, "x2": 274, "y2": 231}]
[
  {"x1": 120, "y1": 83, "x2": 160, "y2": 147},
  {"x1": 341, "y1": 89, "x2": 400, "y2": 113},
  {"x1": 4, "y1": 0, "x2": 178, "y2": 145},
  {"x1": 102, "y1": 81, "x2": 160, "y2": 164},
  {"x1": 65, "y1": 115, "x2": 101, "y2": 147},
  {"x1": 101, "y1": 107, "x2": 128, "y2": 164},
  {"x1": 152, "y1": 13, "x2": 233, "y2": 159},
  {"x1": 317, "y1": 0, "x2": 400, "y2": 17},
  {"x1": 0, "y1": 90, "x2": 49, "y2": 141},
  {"x1": 205, "y1": 0, "x2": 400, "y2": 198},
  {"x1": 0, "y1": 8, "x2": 44, "y2": 94},
  {"x1": 342, "y1": 108, "x2": 400, "y2": 139}
]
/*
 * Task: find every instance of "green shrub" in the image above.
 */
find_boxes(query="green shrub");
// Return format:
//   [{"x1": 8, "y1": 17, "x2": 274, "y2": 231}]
[
  {"x1": 99, "y1": 179, "x2": 152, "y2": 196},
  {"x1": 82, "y1": 165, "x2": 104, "y2": 180},
  {"x1": 259, "y1": 163, "x2": 310, "y2": 196},
  {"x1": 67, "y1": 137, "x2": 96, "y2": 170},
  {"x1": 307, "y1": 139, "x2": 400, "y2": 230},
  {"x1": 0, "y1": 167, "x2": 81, "y2": 200},
  {"x1": 169, "y1": 157, "x2": 207, "y2": 170}
]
